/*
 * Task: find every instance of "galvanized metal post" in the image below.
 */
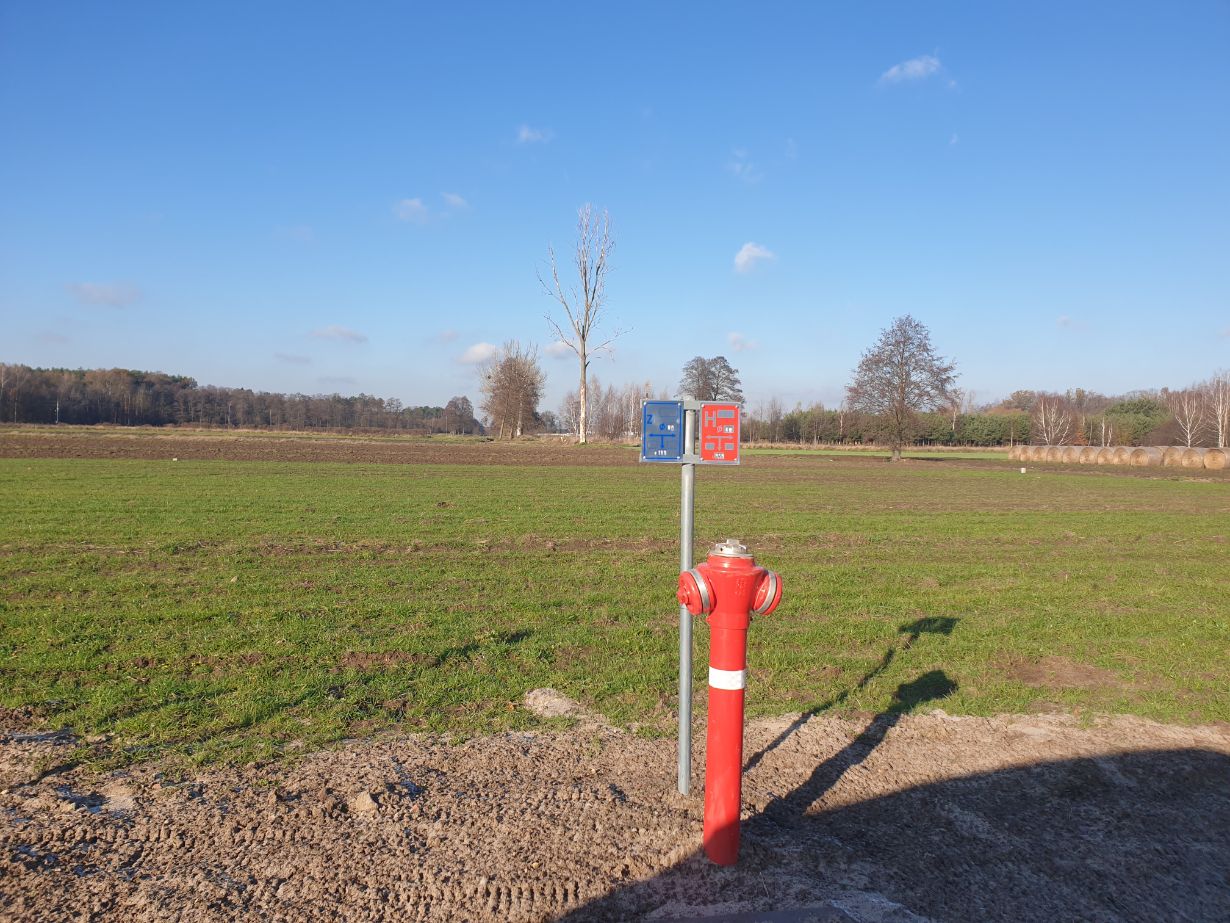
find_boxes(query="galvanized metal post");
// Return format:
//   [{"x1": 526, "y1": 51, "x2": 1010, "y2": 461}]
[{"x1": 678, "y1": 406, "x2": 697, "y2": 794}]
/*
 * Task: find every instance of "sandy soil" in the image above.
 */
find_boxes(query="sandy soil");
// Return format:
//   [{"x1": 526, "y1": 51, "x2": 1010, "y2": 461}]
[{"x1": 3, "y1": 693, "x2": 1227, "y2": 923}]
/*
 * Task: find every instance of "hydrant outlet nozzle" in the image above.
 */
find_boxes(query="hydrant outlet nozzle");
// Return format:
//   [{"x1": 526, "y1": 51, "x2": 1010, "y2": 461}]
[{"x1": 677, "y1": 568, "x2": 713, "y2": 615}]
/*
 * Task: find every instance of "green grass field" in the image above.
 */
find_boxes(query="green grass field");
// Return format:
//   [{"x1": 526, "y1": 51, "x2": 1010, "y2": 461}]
[{"x1": 1, "y1": 449, "x2": 1227, "y2": 769}]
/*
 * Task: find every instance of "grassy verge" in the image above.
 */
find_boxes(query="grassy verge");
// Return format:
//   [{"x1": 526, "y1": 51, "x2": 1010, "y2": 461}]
[{"x1": 1, "y1": 454, "x2": 1226, "y2": 768}]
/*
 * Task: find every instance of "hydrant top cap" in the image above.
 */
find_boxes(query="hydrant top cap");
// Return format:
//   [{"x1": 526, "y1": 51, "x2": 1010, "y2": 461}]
[{"x1": 711, "y1": 538, "x2": 752, "y2": 558}]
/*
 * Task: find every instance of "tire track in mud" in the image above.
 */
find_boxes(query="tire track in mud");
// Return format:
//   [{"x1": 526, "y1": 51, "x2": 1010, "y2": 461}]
[
  {"x1": 2, "y1": 721, "x2": 697, "y2": 922},
  {"x1": 4, "y1": 705, "x2": 1229, "y2": 922}
]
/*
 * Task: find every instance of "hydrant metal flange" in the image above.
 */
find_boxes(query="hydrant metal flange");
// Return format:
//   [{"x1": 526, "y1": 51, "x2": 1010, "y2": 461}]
[{"x1": 676, "y1": 538, "x2": 782, "y2": 866}]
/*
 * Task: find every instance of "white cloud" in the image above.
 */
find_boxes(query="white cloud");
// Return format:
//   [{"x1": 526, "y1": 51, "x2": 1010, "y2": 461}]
[
  {"x1": 734, "y1": 242, "x2": 775, "y2": 273},
  {"x1": 68, "y1": 282, "x2": 142, "y2": 308},
  {"x1": 310, "y1": 325, "x2": 368, "y2": 343},
  {"x1": 458, "y1": 342, "x2": 500, "y2": 364},
  {"x1": 727, "y1": 149, "x2": 763, "y2": 184},
  {"x1": 517, "y1": 124, "x2": 552, "y2": 144},
  {"x1": 545, "y1": 340, "x2": 573, "y2": 359},
  {"x1": 1219, "y1": 326, "x2": 1230, "y2": 338},
  {"x1": 728, "y1": 332, "x2": 758, "y2": 352},
  {"x1": 394, "y1": 198, "x2": 430, "y2": 223},
  {"x1": 879, "y1": 54, "x2": 942, "y2": 85},
  {"x1": 436, "y1": 329, "x2": 459, "y2": 343},
  {"x1": 441, "y1": 192, "x2": 468, "y2": 209},
  {"x1": 275, "y1": 352, "x2": 312, "y2": 365}
]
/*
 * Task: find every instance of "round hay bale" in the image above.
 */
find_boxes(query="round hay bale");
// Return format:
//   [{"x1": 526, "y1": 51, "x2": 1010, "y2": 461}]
[
  {"x1": 1007, "y1": 445, "x2": 1020, "y2": 461},
  {"x1": 1027, "y1": 445, "x2": 1046, "y2": 462},
  {"x1": 1181, "y1": 448, "x2": 1207, "y2": 469},
  {"x1": 1044, "y1": 446, "x2": 1065, "y2": 463},
  {"x1": 1130, "y1": 447, "x2": 1164, "y2": 467},
  {"x1": 1111, "y1": 446, "x2": 1132, "y2": 465},
  {"x1": 1061, "y1": 446, "x2": 1082, "y2": 463},
  {"x1": 1204, "y1": 448, "x2": 1227, "y2": 470},
  {"x1": 1096, "y1": 447, "x2": 1116, "y2": 465},
  {"x1": 1078, "y1": 446, "x2": 1101, "y2": 464},
  {"x1": 1161, "y1": 446, "x2": 1186, "y2": 467}
]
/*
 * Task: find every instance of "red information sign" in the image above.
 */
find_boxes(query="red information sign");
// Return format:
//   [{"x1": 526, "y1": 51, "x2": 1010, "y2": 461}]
[{"x1": 699, "y1": 402, "x2": 741, "y2": 464}]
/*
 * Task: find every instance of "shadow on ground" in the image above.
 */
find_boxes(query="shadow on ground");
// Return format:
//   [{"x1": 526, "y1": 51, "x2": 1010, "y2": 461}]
[
  {"x1": 565, "y1": 737, "x2": 1229, "y2": 920},
  {"x1": 561, "y1": 626, "x2": 1230, "y2": 922}
]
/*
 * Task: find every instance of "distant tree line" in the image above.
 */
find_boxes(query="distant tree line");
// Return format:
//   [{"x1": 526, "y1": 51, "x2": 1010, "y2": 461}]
[
  {"x1": 0, "y1": 364, "x2": 482, "y2": 434},
  {"x1": 740, "y1": 383, "x2": 1229, "y2": 449},
  {"x1": 5, "y1": 356, "x2": 1227, "y2": 450}
]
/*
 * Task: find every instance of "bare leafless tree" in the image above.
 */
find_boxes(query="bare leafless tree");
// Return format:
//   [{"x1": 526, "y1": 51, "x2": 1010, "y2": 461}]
[
  {"x1": 1165, "y1": 388, "x2": 1207, "y2": 447},
  {"x1": 1032, "y1": 394, "x2": 1073, "y2": 445},
  {"x1": 845, "y1": 315, "x2": 956, "y2": 460},
  {"x1": 947, "y1": 387, "x2": 966, "y2": 434},
  {"x1": 541, "y1": 205, "x2": 621, "y2": 444},
  {"x1": 1205, "y1": 371, "x2": 1230, "y2": 449},
  {"x1": 560, "y1": 377, "x2": 651, "y2": 443},
  {"x1": 1098, "y1": 415, "x2": 1114, "y2": 447},
  {"x1": 479, "y1": 341, "x2": 545, "y2": 439},
  {"x1": 677, "y1": 356, "x2": 743, "y2": 402},
  {"x1": 766, "y1": 396, "x2": 784, "y2": 442}
]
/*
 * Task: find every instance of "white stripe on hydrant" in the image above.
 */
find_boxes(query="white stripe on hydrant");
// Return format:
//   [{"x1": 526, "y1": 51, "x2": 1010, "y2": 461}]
[{"x1": 708, "y1": 667, "x2": 746, "y2": 691}]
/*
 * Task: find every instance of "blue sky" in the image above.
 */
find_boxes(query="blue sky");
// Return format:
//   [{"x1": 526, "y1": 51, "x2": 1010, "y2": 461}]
[{"x1": 2, "y1": 1, "x2": 1227, "y2": 412}]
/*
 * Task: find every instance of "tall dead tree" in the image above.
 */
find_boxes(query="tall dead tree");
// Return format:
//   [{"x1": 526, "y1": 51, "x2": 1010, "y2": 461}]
[{"x1": 541, "y1": 205, "x2": 620, "y2": 444}]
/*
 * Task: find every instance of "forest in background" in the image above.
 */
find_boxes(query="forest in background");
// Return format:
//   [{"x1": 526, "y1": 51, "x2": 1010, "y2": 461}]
[
  {"x1": 0, "y1": 364, "x2": 481, "y2": 435},
  {"x1": 1, "y1": 361, "x2": 1227, "y2": 448}
]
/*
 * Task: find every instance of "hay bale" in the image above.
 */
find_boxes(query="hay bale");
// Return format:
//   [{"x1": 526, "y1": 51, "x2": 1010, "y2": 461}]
[
  {"x1": 1044, "y1": 446, "x2": 1065, "y2": 462},
  {"x1": 1130, "y1": 447, "x2": 1164, "y2": 467},
  {"x1": 1078, "y1": 446, "x2": 1101, "y2": 464},
  {"x1": 1061, "y1": 446, "x2": 1082, "y2": 463},
  {"x1": 1111, "y1": 446, "x2": 1132, "y2": 465},
  {"x1": 1096, "y1": 447, "x2": 1116, "y2": 465},
  {"x1": 1181, "y1": 448, "x2": 1207, "y2": 469},
  {"x1": 1161, "y1": 446, "x2": 1186, "y2": 467},
  {"x1": 1205, "y1": 448, "x2": 1227, "y2": 470},
  {"x1": 1007, "y1": 445, "x2": 1021, "y2": 461},
  {"x1": 1026, "y1": 445, "x2": 1045, "y2": 462}
]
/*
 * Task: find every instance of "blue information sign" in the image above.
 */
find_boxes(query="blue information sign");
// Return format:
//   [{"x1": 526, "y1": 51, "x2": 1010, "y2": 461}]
[{"x1": 641, "y1": 400, "x2": 685, "y2": 462}]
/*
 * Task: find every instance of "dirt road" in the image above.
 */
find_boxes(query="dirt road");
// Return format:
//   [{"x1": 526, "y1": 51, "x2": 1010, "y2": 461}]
[{"x1": 4, "y1": 695, "x2": 1227, "y2": 922}]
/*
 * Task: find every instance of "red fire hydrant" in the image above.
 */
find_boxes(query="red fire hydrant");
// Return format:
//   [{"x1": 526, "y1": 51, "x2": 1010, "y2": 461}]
[{"x1": 677, "y1": 538, "x2": 782, "y2": 866}]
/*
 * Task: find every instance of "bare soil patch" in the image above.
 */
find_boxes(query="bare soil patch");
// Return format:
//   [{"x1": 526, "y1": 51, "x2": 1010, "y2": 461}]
[
  {"x1": 336, "y1": 651, "x2": 431, "y2": 671},
  {"x1": 1007, "y1": 655, "x2": 1131, "y2": 691},
  {"x1": 0, "y1": 429, "x2": 637, "y2": 468},
  {"x1": 3, "y1": 702, "x2": 1227, "y2": 922}
]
